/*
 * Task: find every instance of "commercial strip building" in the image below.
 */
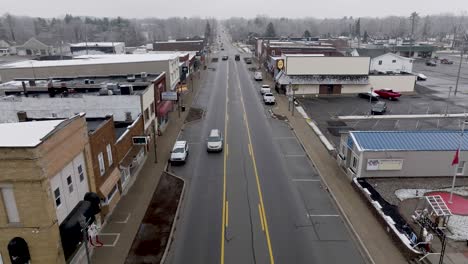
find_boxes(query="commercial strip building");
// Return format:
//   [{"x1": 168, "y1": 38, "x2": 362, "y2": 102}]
[
  {"x1": 0, "y1": 115, "x2": 101, "y2": 264},
  {"x1": 70, "y1": 42, "x2": 126, "y2": 55},
  {"x1": 153, "y1": 40, "x2": 205, "y2": 52},
  {"x1": 0, "y1": 54, "x2": 180, "y2": 91},
  {"x1": 338, "y1": 130, "x2": 468, "y2": 179},
  {"x1": 274, "y1": 54, "x2": 416, "y2": 95}
]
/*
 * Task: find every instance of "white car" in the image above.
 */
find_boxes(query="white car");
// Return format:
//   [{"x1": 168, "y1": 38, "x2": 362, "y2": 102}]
[
  {"x1": 263, "y1": 93, "x2": 276, "y2": 105},
  {"x1": 260, "y1": 85, "x2": 271, "y2": 95},
  {"x1": 254, "y1": 71, "x2": 263, "y2": 81},
  {"x1": 170, "y1": 141, "x2": 189, "y2": 164},
  {"x1": 416, "y1": 73, "x2": 427, "y2": 81},
  {"x1": 207, "y1": 129, "x2": 223, "y2": 152}
]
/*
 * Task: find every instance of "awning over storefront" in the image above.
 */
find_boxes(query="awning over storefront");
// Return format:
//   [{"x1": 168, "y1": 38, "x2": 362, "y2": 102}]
[
  {"x1": 99, "y1": 168, "x2": 121, "y2": 197},
  {"x1": 120, "y1": 145, "x2": 144, "y2": 168},
  {"x1": 157, "y1": 101, "x2": 173, "y2": 117}
]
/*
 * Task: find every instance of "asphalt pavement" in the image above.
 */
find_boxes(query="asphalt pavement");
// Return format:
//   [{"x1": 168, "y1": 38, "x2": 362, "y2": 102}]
[{"x1": 166, "y1": 30, "x2": 365, "y2": 264}]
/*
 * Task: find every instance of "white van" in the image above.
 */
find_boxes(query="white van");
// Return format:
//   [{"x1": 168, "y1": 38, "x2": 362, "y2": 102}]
[
  {"x1": 207, "y1": 129, "x2": 223, "y2": 152},
  {"x1": 254, "y1": 71, "x2": 263, "y2": 81},
  {"x1": 260, "y1": 85, "x2": 271, "y2": 95}
]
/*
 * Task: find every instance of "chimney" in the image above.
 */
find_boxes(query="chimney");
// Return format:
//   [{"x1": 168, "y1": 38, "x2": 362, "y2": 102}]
[
  {"x1": 17, "y1": 111, "x2": 28, "y2": 122},
  {"x1": 21, "y1": 81, "x2": 28, "y2": 97}
]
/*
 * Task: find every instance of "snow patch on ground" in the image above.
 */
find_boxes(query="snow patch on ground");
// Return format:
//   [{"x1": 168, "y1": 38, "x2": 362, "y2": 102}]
[{"x1": 395, "y1": 187, "x2": 468, "y2": 241}]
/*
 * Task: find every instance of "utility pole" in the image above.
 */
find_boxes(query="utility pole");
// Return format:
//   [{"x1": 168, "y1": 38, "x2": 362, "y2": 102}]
[
  {"x1": 454, "y1": 35, "x2": 467, "y2": 96},
  {"x1": 409, "y1": 12, "x2": 418, "y2": 59}
]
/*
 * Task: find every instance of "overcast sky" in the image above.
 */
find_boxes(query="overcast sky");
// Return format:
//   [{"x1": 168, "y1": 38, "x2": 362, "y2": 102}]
[{"x1": 4, "y1": 0, "x2": 467, "y2": 19}]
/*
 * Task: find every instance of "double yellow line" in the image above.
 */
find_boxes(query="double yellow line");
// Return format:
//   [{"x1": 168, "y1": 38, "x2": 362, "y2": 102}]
[
  {"x1": 221, "y1": 63, "x2": 229, "y2": 264},
  {"x1": 235, "y1": 62, "x2": 275, "y2": 264}
]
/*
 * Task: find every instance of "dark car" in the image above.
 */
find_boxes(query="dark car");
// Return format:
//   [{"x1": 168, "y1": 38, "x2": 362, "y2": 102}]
[
  {"x1": 222, "y1": 56, "x2": 228, "y2": 60},
  {"x1": 440, "y1": 58, "x2": 454, "y2": 64},
  {"x1": 426, "y1": 60, "x2": 436, "y2": 66},
  {"x1": 371, "y1": 101, "x2": 387, "y2": 115},
  {"x1": 235, "y1": 54, "x2": 240, "y2": 61},
  {"x1": 358, "y1": 91, "x2": 379, "y2": 101},
  {"x1": 245, "y1": 58, "x2": 252, "y2": 64}
]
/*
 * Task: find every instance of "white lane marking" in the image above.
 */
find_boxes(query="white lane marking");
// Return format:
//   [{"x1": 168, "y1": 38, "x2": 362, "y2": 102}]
[
  {"x1": 307, "y1": 214, "x2": 340, "y2": 217},
  {"x1": 98, "y1": 233, "x2": 120, "y2": 247},
  {"x1": 292, "y1": 179, "x2": 321, "y2": 182},
  {"x1": 284, "y1": 154, "x2": 306, "y2": 157},
  {"x1": 113, "y1": 213, "x2": 131, "y2": 224}
]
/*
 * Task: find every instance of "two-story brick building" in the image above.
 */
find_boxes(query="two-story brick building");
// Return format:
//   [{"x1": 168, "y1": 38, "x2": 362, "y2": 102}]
[{"x1": 0, "y1": 115, "x2": 100, "y2": 264}]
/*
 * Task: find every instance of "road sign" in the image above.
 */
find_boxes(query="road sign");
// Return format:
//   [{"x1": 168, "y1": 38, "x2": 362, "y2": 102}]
[
  {"x1": 161, "y1": 91, "x2": 178, "y2": 101},
  {"x1": 277, "y1": 59, "x2": 284, "y2": 70}
]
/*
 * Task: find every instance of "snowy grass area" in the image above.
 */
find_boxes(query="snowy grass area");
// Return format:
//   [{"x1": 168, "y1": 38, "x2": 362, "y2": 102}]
[{"x1": 395, "y1": 187, "x2": 468, "y2": 241}]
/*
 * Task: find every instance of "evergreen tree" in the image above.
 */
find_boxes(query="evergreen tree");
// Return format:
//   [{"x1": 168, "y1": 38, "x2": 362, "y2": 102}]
[
  {"x1": 303, "y1": 30, "x2": 311, "y2": 38},
  {"x1": 355, "y1": 18, "x2": 361, "y2": 37},
  {"x1": 265, "y1": 22, "x2": 276, "y2": 37},
  {"x1": 363, "y1": 30, "x2": 369, "y2": 43},
  {"x1": 204, "y1": 22, "x2": 211, "y2": 43}
]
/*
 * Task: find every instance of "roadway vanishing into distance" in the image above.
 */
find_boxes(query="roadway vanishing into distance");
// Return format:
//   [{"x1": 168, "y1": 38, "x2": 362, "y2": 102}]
[{"x1": 165, "y1": 30, "x2": 365, "y2": 264}]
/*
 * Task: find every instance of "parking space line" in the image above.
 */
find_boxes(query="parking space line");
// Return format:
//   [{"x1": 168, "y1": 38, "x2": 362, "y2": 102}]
[
  {"x1": 307, "y1": 214, "x2": 340, "y2": 217},
  {"x1": 292, "y1": 179, "x2": 321, "y2": 182},
  {"x1": 113, "y1": 213, "x2": 131, "y2": 224},
  {"x1": 284, "y1": 154, "x2": 306, "y2": 157},
  {"x1": 99, "y1": 233, "x2": 120, "y2": 247}
]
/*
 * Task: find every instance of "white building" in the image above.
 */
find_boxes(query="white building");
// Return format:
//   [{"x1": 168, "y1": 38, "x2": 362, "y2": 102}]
[
  {"x1": 370, "y1": 53, "x2": 414, "y2": 74},
  {"x1": 70, "y1": 42, "x2": 125, "y2": 55},
  {"x1": 275, "y1": 54, "x2": 416, "y2": 95},
  {"x1": 0, "y1": 54, "x2": 180, "y2": 90}
]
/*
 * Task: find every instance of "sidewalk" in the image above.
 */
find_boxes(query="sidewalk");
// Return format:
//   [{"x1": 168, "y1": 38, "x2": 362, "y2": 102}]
[
  {"x1": 271, "y1": 93, "x2": 408, "y2": 264},
  {"x1": 91, "y1": 72, "x2": 203, "y2": 264}
]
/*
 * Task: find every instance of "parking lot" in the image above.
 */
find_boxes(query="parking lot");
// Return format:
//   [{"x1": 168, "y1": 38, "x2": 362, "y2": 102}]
[{"x1": 300, "y1": 87, "x2": 468, "y2": 146}]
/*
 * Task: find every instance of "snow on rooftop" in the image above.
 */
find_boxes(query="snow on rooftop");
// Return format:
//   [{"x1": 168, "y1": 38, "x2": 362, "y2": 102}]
[
  {"x1": 70, "y1": 42, "x2": 125, "y2": 47},
  {"x1": 0, "y1": 54, "x2": 179, "y2": 69},
  {"x1": 0, "y1": 120, "x2": 65, "y2": 147}
]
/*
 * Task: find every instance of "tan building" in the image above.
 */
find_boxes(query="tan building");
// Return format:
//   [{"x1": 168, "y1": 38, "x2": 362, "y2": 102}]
[{"x1": 0, "y1": 115, "x2": 99, "y2": 264}]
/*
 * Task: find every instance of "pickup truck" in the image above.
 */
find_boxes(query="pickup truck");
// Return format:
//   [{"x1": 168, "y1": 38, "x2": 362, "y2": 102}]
[
  {"x1": 263, "y1": 93, "x2": 276, "y2": 105},
  {"x1": 374, "y1": 89, "x2": 401, "y2": 100}
]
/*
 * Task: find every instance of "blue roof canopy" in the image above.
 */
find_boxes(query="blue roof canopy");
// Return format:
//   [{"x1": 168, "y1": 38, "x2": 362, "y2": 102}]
[{"x1": 351, "y1": 131, "x2": 468, "y2": 151}]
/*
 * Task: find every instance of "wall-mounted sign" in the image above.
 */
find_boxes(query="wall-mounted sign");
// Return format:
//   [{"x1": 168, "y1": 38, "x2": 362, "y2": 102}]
[
  {"x1": 277, "y1": 59, "x2": 284, "y2": 70},
  {"x1": 367, "y1": 159, "x2": 403, "y2": 171},
  {"x1": 161, "y1": 91, "x2": 178, "y2": 101},
  {"x1": 133, "y1": 136, "x2": 148, "y2": 145}
]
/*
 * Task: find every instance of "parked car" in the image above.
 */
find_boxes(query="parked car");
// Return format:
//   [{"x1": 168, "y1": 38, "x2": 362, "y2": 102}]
[
  {"x1": 170, "y1": 141, "x2": 189, "y2": 164},
  {"x1": 358, "y1": 91, "x2": 379, "y2": 101},
  {"x1": 206, "y1": 129, "x2": 223, "y2": 152},
  {"x1": 221, "y1": 48, "x2": 225, "y2": 51},
  {"x1": 371, "y1": 101, "x2": 387, "y2": 115},
  {"x1": 440, "y1": 58, "x2": 454, "y2": 64},
  {"x1": 245, "y1": 58, "x2": 252, "y2": 64},
  {"x1": 426, "y1": 60, "x2": 436, "y2": 66},
  {"x1": 260, "y1": 85, "x2": 271, "y2": 95},
  {"x1": 374, "y1": 89, "x2": 401, "y2": 100},
  {"x1": 222, "y1": 56, "x2": 228, "y2": 60},
  {"x1": 263, "y1": 93, "x2": 276, "y2": 105},
  {"x1": 254, "y1": 71, "x2": 263, "y2": 81},
  {"x1": 416, "y1": 73, "x2": 427, "y2": 81},
  {"x1": 235, "y1": 54, "x2": 240, "y2": 61}
]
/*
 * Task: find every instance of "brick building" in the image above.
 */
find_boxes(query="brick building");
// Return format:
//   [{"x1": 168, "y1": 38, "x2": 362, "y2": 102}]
[{"x1": 0, "y1": 115, "x2": 100, "y2": 264}]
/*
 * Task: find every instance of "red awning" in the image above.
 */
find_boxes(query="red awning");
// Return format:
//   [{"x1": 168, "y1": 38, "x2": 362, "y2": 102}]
[{"x1": 157, "y1": 101, "x2": 173, "y2": 116}]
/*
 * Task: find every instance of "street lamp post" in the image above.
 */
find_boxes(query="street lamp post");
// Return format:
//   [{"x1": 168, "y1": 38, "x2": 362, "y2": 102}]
[
  {"x1": 369, "y1": 87, "x2": 374, "y2": 115},
  {"x1": 449, "y1": 119, "x2": 468, "y2": 203},
  {"x1": 454, "y1": 36, "x2": 467, "y2": 96}
]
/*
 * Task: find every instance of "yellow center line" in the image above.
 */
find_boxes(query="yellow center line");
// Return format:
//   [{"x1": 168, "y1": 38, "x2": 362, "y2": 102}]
[
  {"x1": 234, "y1": 61, "x2": 275, "y2": 264},
  {"x1": 258, "y1": 203, "x2": 265, "y2": 231},
  {"x1": 226, "y1": 201, "x2": 229, "y2": 227},
  {"x1": 248, "y1": 143, "x2": 252, "y2": 156},
  {"x1": 221, "y1": 62, "x2": 229, "y2": 264},
  {"x1": 226, "y1": 144, "x2": 229, "y2": 156}
]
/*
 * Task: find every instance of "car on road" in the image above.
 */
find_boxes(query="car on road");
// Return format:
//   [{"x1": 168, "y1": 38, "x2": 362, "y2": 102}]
[
  {"x1": 358, "y1": 91, "x2": 379, "y2": 101},
  {"x1": 245, "y1": 58, "x2": 252, "y2": 64},
  {"x1": 416, "y1": 73, "x2": 427, "y2": 81},
  {"x1": 170, "y1": 141, "x2": 189, "y2": 164},
  {"x1": 371, "y1": 101, "x2": 387, "y2": 115},
  {"x1": 254, "y1": 71, "x2": 262, "y2": 81},
  {"x1": 222, "y1": 56, "x2": 228, "y2": 60},
  {"x1": 440, "y1": 58, "x2": 454, "y2": 64},
  {"x1": 221, "y1": 48, "x2": 225, "y2": 51},
  {"x1": 206, "y1": 129, "x2": 223, "y2": 152},
  {"x1": 425, "y1": 60, "x2": 437, "y2": 66},
  {"x1": 374, "y1": 89, "x2": 401, "y2": 100},
  {"x1": 260, "y1": 85, "x2": 271, "y2": 95},
  {"x1": 263, "y1": 93, "x2": 276, "y2": 105},
  {"x1": 235, "y1": 54, "x2": 240, "y2": 61}
]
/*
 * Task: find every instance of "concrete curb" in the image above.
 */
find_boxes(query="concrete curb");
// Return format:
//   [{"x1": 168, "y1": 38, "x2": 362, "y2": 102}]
[
  {"x1": 280, "y1": 115, "x2": 376, "y2": 264},
  {"x1": 159, "y1": 167, "x2": 186, "y2": 264}
]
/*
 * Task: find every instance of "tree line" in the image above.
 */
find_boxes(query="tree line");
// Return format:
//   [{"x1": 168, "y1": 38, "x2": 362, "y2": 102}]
[
  {"x1": 0, "y1": 13, "x2": 214, "y2": 47},
  {"x1": 224, "y1": 13, "x2": 468, "y2": 42}
]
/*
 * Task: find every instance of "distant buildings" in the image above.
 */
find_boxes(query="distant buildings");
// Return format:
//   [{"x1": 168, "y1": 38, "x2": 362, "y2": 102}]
[
  {"x1": 70, "y1": 42, "x2": 126, "y2": 55},
  {"x1": 369, "y1": 53, "x2": 414, "y2": 74},
  {"x1": 13, "y1": 37, "x2": 51, "y2": 56},
  {"x1": 153, "y1": 40, "x2": 205, "y2": 52}
]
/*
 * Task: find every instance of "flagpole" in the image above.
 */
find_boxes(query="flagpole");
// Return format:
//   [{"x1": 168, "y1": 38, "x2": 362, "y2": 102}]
[{"x1": 449, "y1": 120, "x2": 467, "y2": 203}]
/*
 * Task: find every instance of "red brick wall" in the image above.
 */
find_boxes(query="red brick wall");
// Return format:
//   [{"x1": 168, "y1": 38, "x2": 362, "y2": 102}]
[{"x1": 115, "y1": 115, "x2": 145, "y2": 163}]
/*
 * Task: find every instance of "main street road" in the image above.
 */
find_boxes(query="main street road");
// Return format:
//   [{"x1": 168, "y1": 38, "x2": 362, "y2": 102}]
[{"x1": 166, "y1": 31, "x2": 365, "y2": 264}]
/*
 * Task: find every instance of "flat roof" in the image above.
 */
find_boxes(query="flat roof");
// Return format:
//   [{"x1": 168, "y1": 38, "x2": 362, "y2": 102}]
[
  {"x1": 70, "y1": 42, "x2": 125, "y2": 47},
  {"x1": 350, "y1": 131, "x2": 468, "y2": 151},
  {"x1": 0, "y1": 54, "x2": 178, "y2": 69},
  {"x1": 0, "y1": 120, "x2": 65, "y2": 147}
]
